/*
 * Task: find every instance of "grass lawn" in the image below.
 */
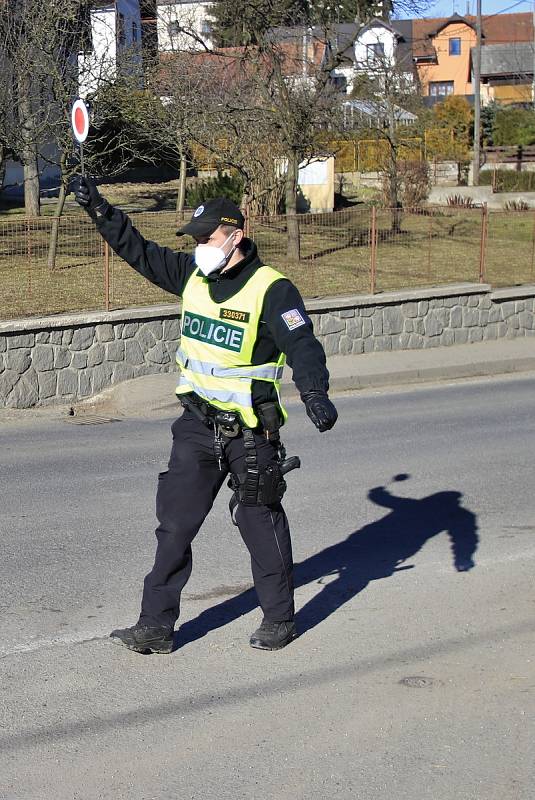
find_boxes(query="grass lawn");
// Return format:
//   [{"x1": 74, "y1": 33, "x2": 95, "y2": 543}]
[{"x1": 1, "y1": 197, "x2": 534, "y2": 322}]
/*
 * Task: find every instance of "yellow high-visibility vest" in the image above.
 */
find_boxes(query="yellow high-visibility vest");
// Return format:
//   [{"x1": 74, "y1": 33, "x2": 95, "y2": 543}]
[{"x1": 176, "y1": 266, "x2": 288, "y2": 428}]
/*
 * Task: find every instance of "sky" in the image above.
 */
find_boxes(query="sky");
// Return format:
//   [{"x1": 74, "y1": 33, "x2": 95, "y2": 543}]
[{"x1": 397, "y1": 0, "x2": 534, "y2": 20}]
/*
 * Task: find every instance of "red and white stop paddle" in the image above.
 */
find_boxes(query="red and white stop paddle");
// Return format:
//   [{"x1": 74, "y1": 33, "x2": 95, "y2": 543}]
[{"x1": 71, "y1": 98, "x2": 90, "y2": 175}]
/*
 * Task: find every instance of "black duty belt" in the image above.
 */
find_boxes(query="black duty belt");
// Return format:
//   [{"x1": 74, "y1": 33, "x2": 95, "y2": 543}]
[
  {"x1": 179, "y1": 392, "x2": 223, "y2": 425},
  {"x1": 179, "y1": 393, "x2": 282, "y2": 438}
]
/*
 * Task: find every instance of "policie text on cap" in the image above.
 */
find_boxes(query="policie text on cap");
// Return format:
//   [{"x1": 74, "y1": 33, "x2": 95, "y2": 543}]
[{"x1": 177, "y1": 198, "x2": 245, "y2": 239}]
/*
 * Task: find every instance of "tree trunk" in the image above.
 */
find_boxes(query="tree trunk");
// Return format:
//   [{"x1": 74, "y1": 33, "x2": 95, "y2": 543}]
[
  {"x1": 23, "y1": 157, "x2": 40, "y2": 217},
  {"x1": 386, "y1": 103, "x2": 401, "y2": 233},
  {"x1": 176, "y1": 147, "x2": 187, "y2": 216},
  {"x1": 47, "y1": 179, "x2": 68, "y2": 270},
  {"x1": 241, "y1": 190, "x2": 251, "y2": 238},
  {"x1": 389, "y1": 167, "x2": 402, "y2": 233},
  {"x1": 18, "y1": 71, "x2": 40, "y2": 217},
  {"x1": 285, "y1": 149, "x2": 300, "y2": 261}
]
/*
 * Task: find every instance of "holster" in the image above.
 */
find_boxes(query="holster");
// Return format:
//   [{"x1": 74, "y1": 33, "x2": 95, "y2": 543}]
[
  {"x1": 228, "y1": 427, "x2": 288, "y2": 516},
  {"x1": 228, "y1": 463, "x2": 287, "y2": 507}
]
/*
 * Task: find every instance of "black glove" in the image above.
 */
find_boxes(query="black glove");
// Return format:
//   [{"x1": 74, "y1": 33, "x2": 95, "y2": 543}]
[
  {"x1": 72, "y1": 175, "x2": 105, "y2": 214},
  {"x1": 301, "y1": 390, "x2": 338, "y2": 432}
]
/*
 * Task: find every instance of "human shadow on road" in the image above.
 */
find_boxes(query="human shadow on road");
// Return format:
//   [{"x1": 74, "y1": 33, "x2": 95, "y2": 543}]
[{"x1": 173, "y1": 475, "x2": 479, "y2": 649}]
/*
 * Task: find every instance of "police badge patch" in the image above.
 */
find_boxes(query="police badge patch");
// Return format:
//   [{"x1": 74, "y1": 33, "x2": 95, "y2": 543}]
[
  {"x1": 193, "y1": 205, "x2": 205, "y2": 217},
  {"x1": 281, "y1": 309, "x2": 306, "y2": 330}
]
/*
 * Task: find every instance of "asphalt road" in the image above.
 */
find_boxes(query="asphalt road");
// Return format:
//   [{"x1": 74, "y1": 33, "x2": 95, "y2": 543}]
[{"x1": 1, "y1": 375, "x2": 534, "y2": 800}]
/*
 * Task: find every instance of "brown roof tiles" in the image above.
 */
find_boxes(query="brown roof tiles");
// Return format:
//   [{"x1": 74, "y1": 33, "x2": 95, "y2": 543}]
[{"x1": 411, "y1": 12, "x2": 533, "y2": 60}]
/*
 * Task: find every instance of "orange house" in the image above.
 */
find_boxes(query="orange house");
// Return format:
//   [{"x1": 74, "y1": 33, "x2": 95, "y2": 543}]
[
  {"x1": 412, "y1": 12, "x2": 534, "y2": 103},
  {"x1": 414, "y1": 15, "x2": 476, "y2": 100}
]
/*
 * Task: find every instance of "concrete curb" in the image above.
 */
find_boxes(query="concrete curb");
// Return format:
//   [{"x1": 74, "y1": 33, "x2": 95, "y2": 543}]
[
  {"x1": 1, "y1": 340, "x2": 533, "y2": 422},
  {"x1": 326, "y1": 356, "x2": 535, "y2": 393},
  {"x1": 277, "y1": 357, "x2": 535, "y2": 401}
]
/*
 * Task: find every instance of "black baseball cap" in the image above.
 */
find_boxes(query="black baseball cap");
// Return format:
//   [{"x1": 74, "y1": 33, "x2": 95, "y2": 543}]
[{"x1": 177, "y1": 197, "x2": 245, "y2": 237}]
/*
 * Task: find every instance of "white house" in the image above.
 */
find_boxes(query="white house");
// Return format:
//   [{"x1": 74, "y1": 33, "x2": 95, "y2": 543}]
[
  {"x1": 331, "y1": 17, "x2": 413, "y2": 95},
  {"x1": 156, "y1": 0, "x2": 215, "y2": 51},
  {"x1": 79, "y1": 0, "x2": 143, "y2": 97},
  {"x1": 355, "y1": 18, "x2": 396, "y2": 69}
]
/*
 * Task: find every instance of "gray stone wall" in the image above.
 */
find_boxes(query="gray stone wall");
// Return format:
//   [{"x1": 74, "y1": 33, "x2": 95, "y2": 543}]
[
  {"x1": 307, "y1": 287, "x2": 535, "y2": 358},
  {"x1": 1, "y1": 284, "x2": 534, "y2": 408},
  {"x1": 0, "y1": 314, "x2": 180, "y2": 408}
]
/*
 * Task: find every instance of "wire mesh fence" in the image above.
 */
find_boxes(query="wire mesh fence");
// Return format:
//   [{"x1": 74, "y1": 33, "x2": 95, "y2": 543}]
[
  {"x1": 107, "y1": 211, "x2": 189, "y2": 310},
  {"x1": 485, "y1": 210, "x2": 535, "y2": 287},
  {"x1": 0, "y1": 215, "x2": 106, "y2": 319},
  {"x1": 1, "y1": 205, "x2": 534, "y2": 322},
  {"x1": 249, "y1": 207, "x2": 372, "y2": 297},
  {"x1": 373, "y1": 206, "x2": 485, "y2": 293},
  {"x1": 0, "y1": 212, "x2": 189, "y2": 320}
]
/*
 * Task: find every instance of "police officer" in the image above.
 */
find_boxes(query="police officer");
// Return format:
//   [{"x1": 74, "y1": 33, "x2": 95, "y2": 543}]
[{"x1": 73, "y1": 177, "x2": 338, "y2": 653}]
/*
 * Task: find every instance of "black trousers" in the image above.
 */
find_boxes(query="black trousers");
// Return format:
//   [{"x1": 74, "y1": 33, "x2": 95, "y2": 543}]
[{"x1": 139, "y1": 410, "x2": 295, "y2": 629}]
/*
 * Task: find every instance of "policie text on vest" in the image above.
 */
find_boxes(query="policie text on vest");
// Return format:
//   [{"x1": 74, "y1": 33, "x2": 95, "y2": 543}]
[{"x1": 181, "y1": 311, "x2": 244, "y2": 352}]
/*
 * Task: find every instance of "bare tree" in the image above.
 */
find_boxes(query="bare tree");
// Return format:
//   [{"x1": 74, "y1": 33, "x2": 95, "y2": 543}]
[
  {"x1": 173, "y1": 51, "x2": 288, "y2": 214},
  {"x1": 148, "y1": 52, "x2": 217, "y2": 214},
  {"x1": 146, "y1": 47, "x2": 289, "y2": 217},
  {"x1": 139, "y1": 2, "x2": 353, "y2": 258},
  {"x1": 136, "y1": 1, "x2": 432, "y2": 259},
  {"x1": 0, "y1": 0, "x2": 93, "y2": 216},
  {"x1": 205, "y1": 1, "x2": 430, "y2": 257},
  {"x1": 196, "y1": 30, "x2": 347, "y2": 258},
  {"x1": 347, "y1": 35, "x2": 426, "y2": 229}
]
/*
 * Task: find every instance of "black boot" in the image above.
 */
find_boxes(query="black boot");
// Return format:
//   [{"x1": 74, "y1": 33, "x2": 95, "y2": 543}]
[
  {"x1": 249, "y1": 619, "x2": 297, "y2": 651},
  {"x1": 110, "y1": 623, "x2": 174, "y2": 654}
]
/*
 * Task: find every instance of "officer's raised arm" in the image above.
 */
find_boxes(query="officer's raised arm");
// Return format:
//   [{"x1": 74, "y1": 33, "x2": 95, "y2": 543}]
[
  {"x1": 263, "y1": 280, "x2": 338, "y2": 432},
  {"x1": 72, "y1": 175, "x2": 194, "y2": 296}
]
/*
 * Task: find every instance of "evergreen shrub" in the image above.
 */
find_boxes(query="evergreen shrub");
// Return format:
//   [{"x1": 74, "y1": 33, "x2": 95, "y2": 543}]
[{"x1": 186, "y1": 172, "x2": 244, "y2": 208}]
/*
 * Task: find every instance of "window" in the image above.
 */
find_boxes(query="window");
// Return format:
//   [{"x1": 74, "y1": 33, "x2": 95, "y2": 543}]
[
  {"x1": 429, "y1": 81, "x2": 454, "y2": 97},
  {"x1": 332, "y1": 75, "x2": 348, "y2": 93},
  {"x1": 449, "y1": 37, "x2": 461, "y2": 55},
  {"x1": 201, "y1": 19, "x2": 212, "y2": 36},
  {"x1": 366, "y1": 42, "x2": 385, "y2": 62},
  {"x1": 132, "y1": 20, "x2": 138, "y2": 42},
  {"x1": 168, "y1": 20, "x2": 180, "y2": 37}
]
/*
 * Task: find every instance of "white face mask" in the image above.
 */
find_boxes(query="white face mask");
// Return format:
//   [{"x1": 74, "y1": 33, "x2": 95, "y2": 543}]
[{"x1": 194, "y1": 232, "x2": 236, "y2": 276}]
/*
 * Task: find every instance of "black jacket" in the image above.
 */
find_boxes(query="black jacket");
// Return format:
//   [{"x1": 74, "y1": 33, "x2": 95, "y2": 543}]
[{"x1": 94, "y1": 202, "x2": 330, "y2": 407}]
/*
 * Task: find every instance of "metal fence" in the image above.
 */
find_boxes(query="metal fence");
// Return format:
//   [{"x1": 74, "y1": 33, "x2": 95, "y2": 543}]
[{"x1": 1, "y1": 205, "x2": 534, "y2": 322}]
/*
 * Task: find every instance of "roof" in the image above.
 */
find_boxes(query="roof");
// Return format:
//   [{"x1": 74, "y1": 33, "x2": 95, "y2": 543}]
[
  {"x1": 477, "y1": 42, "x2": 534, "y2": 78},
  {"x1": 391, "y1": 18, "x2": 414, "y2": 72},
  {"x1": 157, "y1": 39, "x2": 327, "y2": 87},
  {"x1": 411, "y1": 12, "x2": 533, "y2": 61},
  {"x1": 393, "y1": 18, "x2": 413, "y2": 40},
  {"x1": 357, "y1": 16, "x2": 406, "y2": 39},
  {"x1": 157, "y1": 49, "x2": 248, "y2": 93},
  {"x1": 426, "y1": 13, "x2": 476, "y2": 38},
  {"x1": 343, "y1": 99, "x2": 417, "y2": 122}
]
